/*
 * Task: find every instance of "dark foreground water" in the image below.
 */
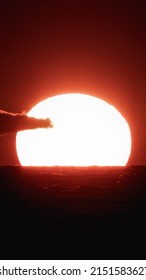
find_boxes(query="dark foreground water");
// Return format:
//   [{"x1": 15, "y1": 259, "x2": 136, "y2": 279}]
[{"x1": 0, "y1": 166, "x2": 146, "y2": 259}]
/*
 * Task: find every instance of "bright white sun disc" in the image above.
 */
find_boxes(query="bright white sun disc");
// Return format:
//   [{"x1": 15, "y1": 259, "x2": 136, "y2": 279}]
[{"x1": 16, "y1": 93, "x2": 131, "y2": 166}]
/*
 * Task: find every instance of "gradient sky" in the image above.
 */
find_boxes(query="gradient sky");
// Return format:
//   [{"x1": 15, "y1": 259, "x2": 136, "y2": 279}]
[{"x1": 0, "y1": 0, "x2": 145, "y2": 165}]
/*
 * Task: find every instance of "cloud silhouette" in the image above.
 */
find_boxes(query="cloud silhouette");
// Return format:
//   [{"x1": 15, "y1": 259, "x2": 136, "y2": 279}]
[{"x1": 0, "y1": 110, "x2": 53, "y2": 135}]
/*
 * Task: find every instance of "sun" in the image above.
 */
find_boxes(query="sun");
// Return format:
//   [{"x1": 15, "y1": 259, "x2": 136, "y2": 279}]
[{"x1": 16, "y1": 93, "x2": 131, "y2": 166}]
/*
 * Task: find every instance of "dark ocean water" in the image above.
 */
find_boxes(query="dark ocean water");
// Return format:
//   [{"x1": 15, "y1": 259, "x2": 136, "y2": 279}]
[{"x1": 0, "y1": 166, "x2": 146, "y2": 259}]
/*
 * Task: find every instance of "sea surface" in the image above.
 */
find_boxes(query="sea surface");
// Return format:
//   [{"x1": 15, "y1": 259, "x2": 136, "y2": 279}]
[{"x1": 0, "y1": 166, "x2": 146, "y2": 259}]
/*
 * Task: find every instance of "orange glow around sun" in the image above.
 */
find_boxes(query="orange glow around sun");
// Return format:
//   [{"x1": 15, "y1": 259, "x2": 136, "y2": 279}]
[{"x1": 16, "y1": 93, "x2": 131, "y2": 166}]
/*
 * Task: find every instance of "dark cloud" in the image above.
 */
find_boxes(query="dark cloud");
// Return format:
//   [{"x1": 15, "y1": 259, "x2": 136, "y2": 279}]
[{"x1": 0, "y1": 110, "x2": 53, "y2": 135}]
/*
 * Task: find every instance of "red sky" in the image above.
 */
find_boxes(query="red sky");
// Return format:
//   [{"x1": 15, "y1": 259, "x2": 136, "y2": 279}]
[{"x1": 0, "y1": 0, "x2": 145, "y2": 165}]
